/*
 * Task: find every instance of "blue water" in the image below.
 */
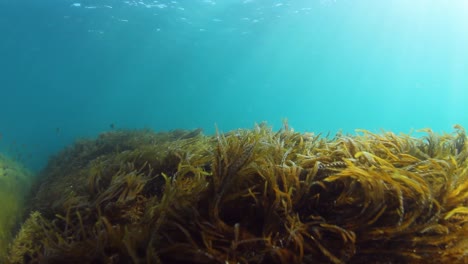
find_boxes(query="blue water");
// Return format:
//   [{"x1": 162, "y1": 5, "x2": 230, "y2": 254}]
[{"x1": 1, "y1": 0, "x2": 467, "y2": 171}]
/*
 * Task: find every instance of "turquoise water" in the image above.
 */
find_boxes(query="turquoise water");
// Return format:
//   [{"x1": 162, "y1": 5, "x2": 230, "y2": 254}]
[{"x1": 1, "y1": 0, "x2": 467, "y2": 170}]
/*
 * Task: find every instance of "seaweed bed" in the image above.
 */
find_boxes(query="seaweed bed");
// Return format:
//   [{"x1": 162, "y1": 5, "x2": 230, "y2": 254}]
[
  {"x1": 5, "y1": 124, "x2": 468, "y2": 263},
  {"x1": 0, "y1": 154, "x2": 32, "y2": 261}
]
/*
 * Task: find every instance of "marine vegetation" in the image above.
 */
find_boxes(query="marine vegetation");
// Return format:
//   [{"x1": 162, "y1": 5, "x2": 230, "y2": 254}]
[
  {"x1": 0, "y1": 154, "x2": 33, "y2": 261},
  {"x1": 6, "y1": 124, "x2": 468, "y2": 263}
]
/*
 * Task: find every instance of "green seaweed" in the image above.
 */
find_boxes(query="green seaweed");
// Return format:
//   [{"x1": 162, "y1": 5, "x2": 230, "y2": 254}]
[{"x1": 0, "y1": 154, "x2": 33, "y2": 262}]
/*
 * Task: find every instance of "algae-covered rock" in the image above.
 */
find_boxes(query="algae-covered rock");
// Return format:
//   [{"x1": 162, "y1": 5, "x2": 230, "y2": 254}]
[
  {"x1": 0, "y1": 154, "x2": 33, "y2": 261},
  {"x1": 7, "y1": 125, "x2": 468, "y2": 263}
]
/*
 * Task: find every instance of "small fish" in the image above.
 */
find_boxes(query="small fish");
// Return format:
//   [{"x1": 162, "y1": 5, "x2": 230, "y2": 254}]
[
  {"x1": 110, "y1": 123, "x2": 115, "y2": 129},
  {"x1": 56, "y1": 127, "x2": 61, "y2": 135}
]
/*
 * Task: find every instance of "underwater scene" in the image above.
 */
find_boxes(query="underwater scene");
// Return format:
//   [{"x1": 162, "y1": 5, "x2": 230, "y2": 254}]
[{"x1": 1, "y1": 0, "x2": 468, "y2": 263}]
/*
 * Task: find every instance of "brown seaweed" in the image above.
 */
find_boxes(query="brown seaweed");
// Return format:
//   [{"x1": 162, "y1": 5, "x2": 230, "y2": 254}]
[{"x1": 5, "y1": 125, "x2": 468, "y2": 263}]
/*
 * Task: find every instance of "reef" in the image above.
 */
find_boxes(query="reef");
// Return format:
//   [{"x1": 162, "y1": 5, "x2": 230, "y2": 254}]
[{"x1": 5, "y1": 124, "x2": 468, "y2": 263}]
